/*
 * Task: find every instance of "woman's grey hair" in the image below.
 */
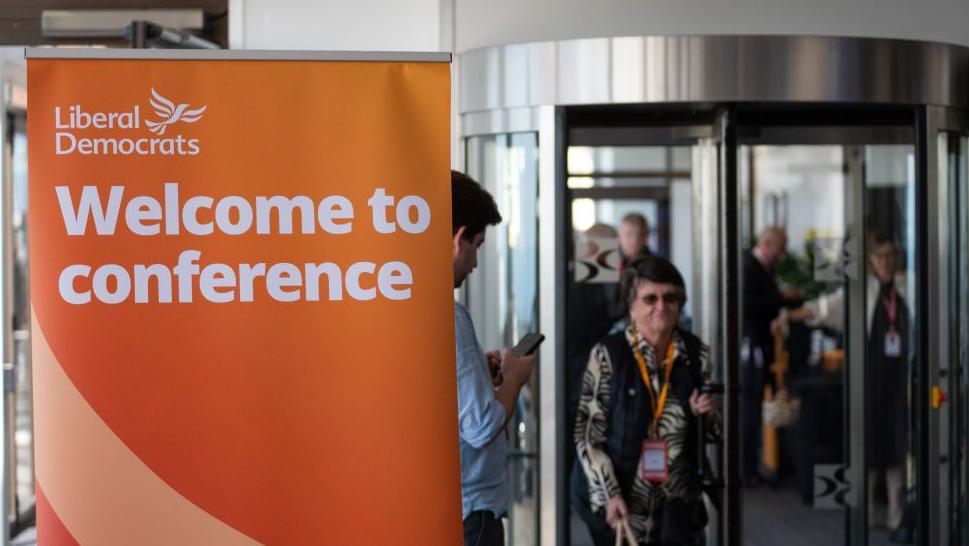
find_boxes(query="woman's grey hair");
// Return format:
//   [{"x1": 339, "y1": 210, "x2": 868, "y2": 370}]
[{"x1": 620, "y1": 256, "x2": 687, "y2": 312}]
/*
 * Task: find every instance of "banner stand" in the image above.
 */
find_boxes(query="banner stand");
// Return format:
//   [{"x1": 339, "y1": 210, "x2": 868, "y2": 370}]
[{"x1": 27, "y1": 48, "x2": 458, "y2": 546}]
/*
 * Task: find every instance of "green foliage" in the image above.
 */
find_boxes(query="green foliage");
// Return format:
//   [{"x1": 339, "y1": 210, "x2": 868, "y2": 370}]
[{"x1": 773, "y1": 234, "x2": 831, "y2": 301}]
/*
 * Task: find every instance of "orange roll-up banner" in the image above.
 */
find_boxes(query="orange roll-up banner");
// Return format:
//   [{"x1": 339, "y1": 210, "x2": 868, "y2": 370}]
[{"x1": 27, "y1": 52, "x2": 459, "y2": 546}]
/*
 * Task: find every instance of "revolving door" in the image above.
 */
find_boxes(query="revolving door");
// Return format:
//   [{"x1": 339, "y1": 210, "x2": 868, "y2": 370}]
[{"x1": 459, "y1": 35, "x2": 969, "y2": 546}]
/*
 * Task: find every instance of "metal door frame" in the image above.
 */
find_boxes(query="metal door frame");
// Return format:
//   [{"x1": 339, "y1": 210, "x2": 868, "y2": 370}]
[
  {"x1": 923, "y1": 105, "x2": 969, "y2": 546},
  {"x1": 558, "y1": 106, "x2": 727, "y2": 545},
  {"x1": 950, "y1": 123, "x2": 969, "y2": 546},
  {"x1": 461, "y1": 103, "x2": 962, "y2": 546},
  {"x1": 732, "y1": 106, "x2": 921, "y2": 546},
  {"x1": 948, "y1": 121, "x2": 969, "y2": 546},
  {"x1": 554, "y1": 102, "x2": 928, "y2": 546}
]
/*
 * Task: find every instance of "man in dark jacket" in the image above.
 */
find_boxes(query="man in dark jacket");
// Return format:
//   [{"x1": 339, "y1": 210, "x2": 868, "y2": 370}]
[
  {"x1": 618, "y1": 212, "x2": 653, "y2": 268},
  {"x1": 741, "y1": 226, "x2": 798, "y2": 482}
]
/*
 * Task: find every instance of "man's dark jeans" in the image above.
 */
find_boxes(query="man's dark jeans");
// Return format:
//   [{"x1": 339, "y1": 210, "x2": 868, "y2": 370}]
[{"x1": 463, "y1": 510, "x2": 504, "y2": 546}]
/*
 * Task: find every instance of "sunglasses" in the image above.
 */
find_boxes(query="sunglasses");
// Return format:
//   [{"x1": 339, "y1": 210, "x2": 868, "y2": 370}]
[{"x1": 640, "y1": 292, "x2": 682, "y2": 305}]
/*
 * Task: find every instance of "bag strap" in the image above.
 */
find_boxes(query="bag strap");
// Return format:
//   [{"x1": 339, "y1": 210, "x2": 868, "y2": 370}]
[{"x1": 614, "y1": 518, "x2": 637, "y2": 545}]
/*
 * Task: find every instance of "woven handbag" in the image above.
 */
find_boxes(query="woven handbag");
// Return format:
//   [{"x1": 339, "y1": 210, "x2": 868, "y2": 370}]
[{"x1": 762, "y1": 331, "x2": 801, "y2": 428}]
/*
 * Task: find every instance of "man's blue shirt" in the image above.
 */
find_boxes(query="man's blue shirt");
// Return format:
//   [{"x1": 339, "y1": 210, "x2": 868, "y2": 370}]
[{"x1": 455, "y1": 301, "x2": 508, "y2": 519}]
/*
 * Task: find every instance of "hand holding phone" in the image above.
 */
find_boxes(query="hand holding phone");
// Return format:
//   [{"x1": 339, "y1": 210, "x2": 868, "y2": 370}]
[{"x1": 486, "y1": 350, "x2": 503, "y2": 386}]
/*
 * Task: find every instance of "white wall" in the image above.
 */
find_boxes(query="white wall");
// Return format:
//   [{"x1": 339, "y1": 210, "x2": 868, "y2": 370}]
[
  {"x1": 228, "y1": 0, "x2": 461, "y2": 166},
  {"x1": 230, "y1": 0, "x2": 446, "y2": 51},
  {"x1": 456, "y1": 0, "x2": 969, "y2": 52}
]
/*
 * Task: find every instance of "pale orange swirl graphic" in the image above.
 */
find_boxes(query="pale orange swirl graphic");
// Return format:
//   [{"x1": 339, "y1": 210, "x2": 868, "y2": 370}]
[{"x1": 32, "y1": 309, "x2": 262, "y2": 546}]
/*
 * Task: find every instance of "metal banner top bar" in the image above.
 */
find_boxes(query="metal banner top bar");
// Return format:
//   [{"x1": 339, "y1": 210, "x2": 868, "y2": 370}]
[{"x1": 25, "y1": 48, "x2": 452, "y2": 63}]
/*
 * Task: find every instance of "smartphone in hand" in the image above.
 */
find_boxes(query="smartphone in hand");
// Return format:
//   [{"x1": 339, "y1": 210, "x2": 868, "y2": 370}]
[{"x1": 512, "y1": 333, "x2": 545, "y2": 357}]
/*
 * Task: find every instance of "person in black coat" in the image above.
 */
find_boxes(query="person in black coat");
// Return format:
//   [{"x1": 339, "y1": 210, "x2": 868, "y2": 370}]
[
  {"x1": 865, "y1": 235, "x2": 909, "y2": 529},
  {"x1": 741, "y1": 226, "x2": 798, "y2": 482},
  {"x1": 567, "y1": 224, "x2": 625, "y2": 484}
]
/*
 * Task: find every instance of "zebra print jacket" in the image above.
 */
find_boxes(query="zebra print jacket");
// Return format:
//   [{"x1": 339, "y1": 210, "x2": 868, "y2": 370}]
[{"x1": 574, "y1": 325, "x2": 719, "y2": 543}]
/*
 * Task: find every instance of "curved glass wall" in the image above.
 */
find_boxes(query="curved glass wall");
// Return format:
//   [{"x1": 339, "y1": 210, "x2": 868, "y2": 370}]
[
  {"x1": 465, "y1": 132, "x2": 540, "y2": 546},
  {"x1": 9, "y1": 113, "x2": 31, "y2": 531}
]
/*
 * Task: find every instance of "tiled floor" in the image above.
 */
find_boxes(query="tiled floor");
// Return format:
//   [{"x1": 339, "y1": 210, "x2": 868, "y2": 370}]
[
  {"x1": 11, "y1": 489, "x2": 908, "y2": 546},
  {"x1": 743, "y1": 486, "x2": 841, "y2": 545},
  {"x1": 743, "y1": 485, "x2": 907, "y2": 546},
  {"x1": 568, "y1": 485, "x2": 897, "y2": 545}
]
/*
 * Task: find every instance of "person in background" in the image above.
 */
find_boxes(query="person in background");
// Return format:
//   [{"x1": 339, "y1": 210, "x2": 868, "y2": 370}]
[
  {"x1": 567, "y1": 223, "x2": 624, "y2": 491},
  {"x1": 452, "y1": 171, "x2": 538, "y2": 546},
  {"x1": 618, "y1": 213, "x2": 653, "y2": 269},
  {"x1": 572, "y1": 256, "x2": 718, "y2": 546},
  {"x1": 772, "y1": 233, "x2": 909, "y2": 529},
  {"x1": 741, "y1": 226, "x2": 799, "y2": 483}
]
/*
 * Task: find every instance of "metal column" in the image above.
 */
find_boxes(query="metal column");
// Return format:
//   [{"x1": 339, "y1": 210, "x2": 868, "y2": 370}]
[{"x1": 716, "y1": 107, "x2": 742, "y2": 546}]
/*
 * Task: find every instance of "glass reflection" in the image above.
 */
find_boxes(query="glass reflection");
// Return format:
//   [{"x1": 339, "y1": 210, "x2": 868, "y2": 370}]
[
  {"x1": 466, "y1": 133, "x2": 540, "y2": 546},
  {"x1": 10, "y1": 114, "x2": 34, "y2": 527},
  {"x1": 863, "y1": 145, "x2": 917, "y2": 545},
  {"x1": 738, "y1": 143, "x2": 918, "y2": 546}
]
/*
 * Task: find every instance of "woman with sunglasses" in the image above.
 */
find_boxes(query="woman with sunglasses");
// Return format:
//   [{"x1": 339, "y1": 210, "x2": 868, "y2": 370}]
[{"x1": 572, "y1": 256, "x2": 719, "y2": 546}]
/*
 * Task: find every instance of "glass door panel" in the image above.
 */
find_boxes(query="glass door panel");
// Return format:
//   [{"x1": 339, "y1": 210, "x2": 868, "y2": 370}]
[
  {"x1": 558, "y1": 107, "x2": 928, "y2": 546},
  {"x1": 10, "y1": 114, "x2": 31, "y2": 524},
  {"x1": 943, "y1": 131, "x2": 968, "y2": 546},
  {"x1": 465, "y1": 132, "x2": 540, "y2": 546},
  {"x1": 863, "y1": 145, "x2": 918, "y2": 546},
  {"x1": 736, "y1": 136, "x2": 918, "y2": 546},
  {"x1": 565, "y1": 142, "x2": 708, "y2": 545},
  {"x1": 738, "y1": 144, "x2": 852, "y2": 546},
  {"x1": 3, "y1": 111, "x2": 32, "y2": 537}
]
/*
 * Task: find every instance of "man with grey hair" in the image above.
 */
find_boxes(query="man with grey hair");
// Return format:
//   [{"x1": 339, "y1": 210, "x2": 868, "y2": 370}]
[
  {"x1": 741, "y1": 225, "x2": 799, "y2": 483},
  {"x1": 618, "y1": 212, "x2": 652, "y2": 268}
]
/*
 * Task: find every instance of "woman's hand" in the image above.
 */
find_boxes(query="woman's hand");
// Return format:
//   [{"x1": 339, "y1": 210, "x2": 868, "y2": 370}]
[
  {"x1": 605, "y1": 495, "x2": 629, "y2": 529},
  {"x1": 689, "y1": 388, "x2": 715, "y2": 416}
]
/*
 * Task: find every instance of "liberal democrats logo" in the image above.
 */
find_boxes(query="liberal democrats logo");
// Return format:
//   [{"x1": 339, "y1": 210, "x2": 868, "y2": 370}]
[
  {"x1": 53, "y1": 87, "x2": 205, "y2": 156},
  {"x1": 145, "y1": 88, "x2": 207, "y2": 136}
]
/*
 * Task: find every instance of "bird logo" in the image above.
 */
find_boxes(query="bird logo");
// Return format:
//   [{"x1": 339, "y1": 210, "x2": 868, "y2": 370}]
[{"x1": 145, "y1": 88, "x2": 207, "y2": 136}]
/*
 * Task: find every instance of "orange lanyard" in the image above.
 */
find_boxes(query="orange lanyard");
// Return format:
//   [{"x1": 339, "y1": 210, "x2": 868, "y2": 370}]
[{"x1": 630, "y1": 330, "x2": 676, "y2": 436}]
